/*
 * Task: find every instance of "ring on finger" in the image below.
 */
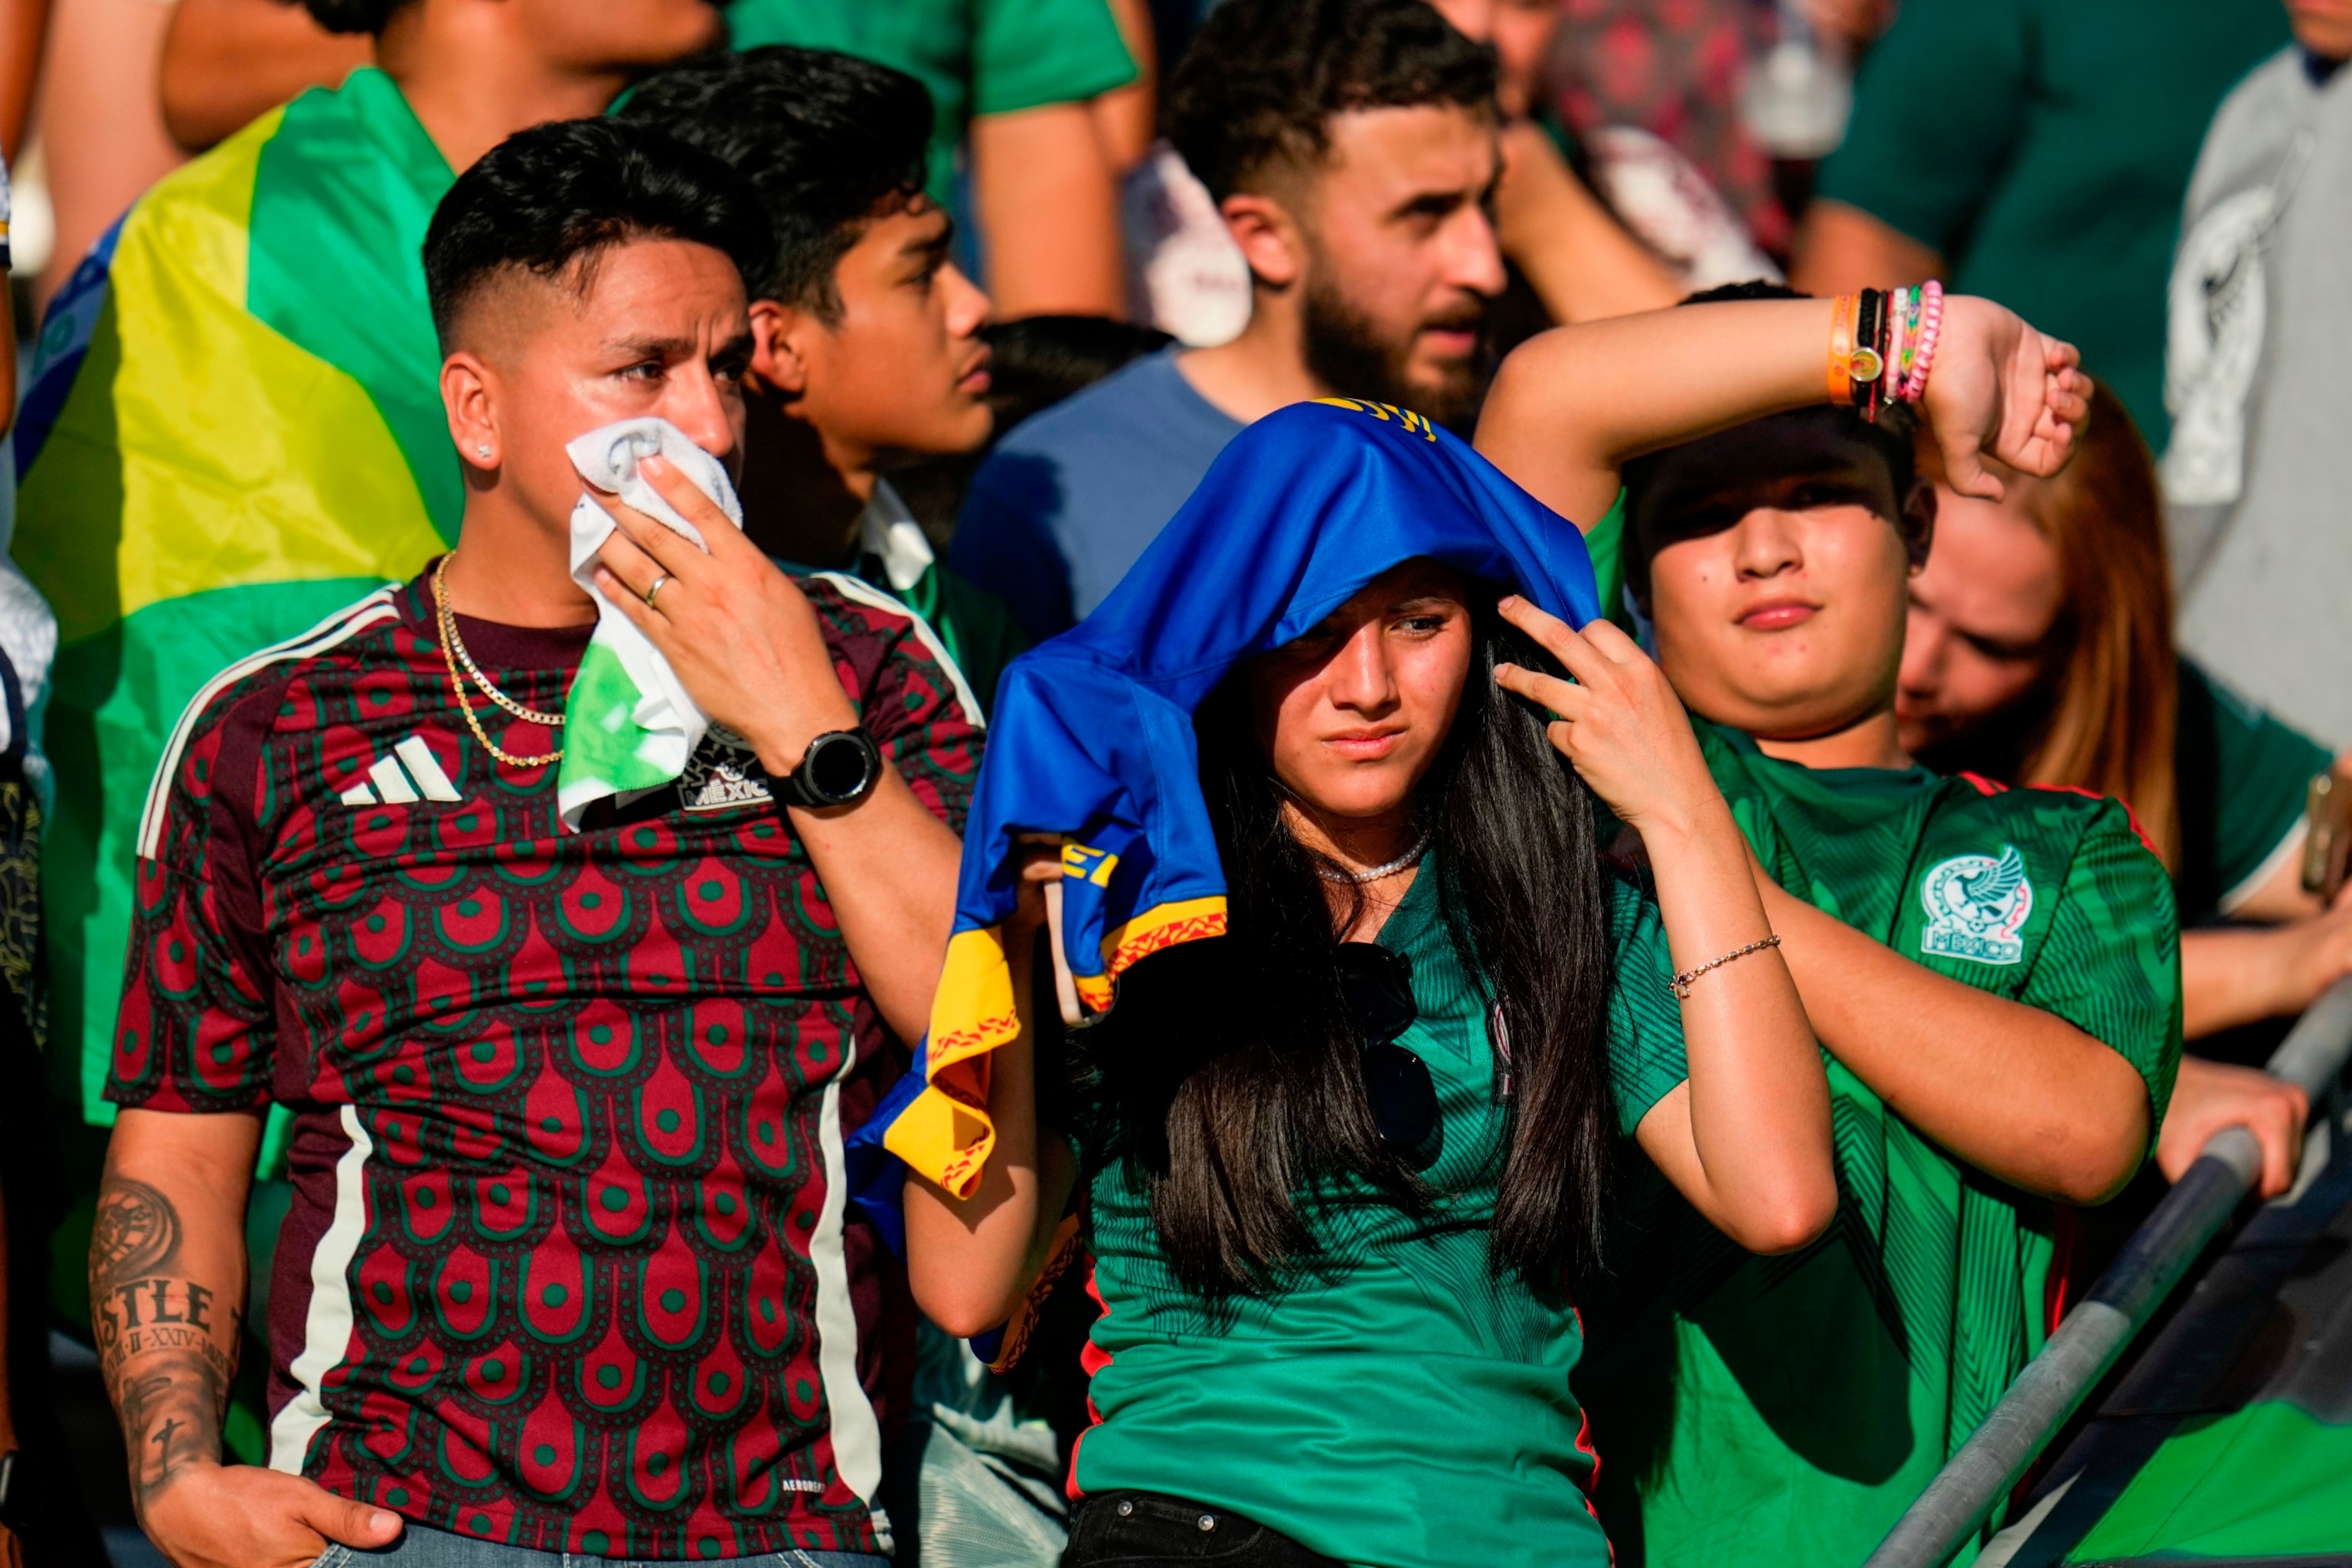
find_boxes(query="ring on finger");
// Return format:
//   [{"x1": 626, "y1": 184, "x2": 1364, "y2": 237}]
[{"x1": 645, "y1": 573, "x2": 671, "y2": 609}]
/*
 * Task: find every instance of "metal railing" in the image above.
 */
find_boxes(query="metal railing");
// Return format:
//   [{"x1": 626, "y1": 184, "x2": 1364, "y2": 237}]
[{"x1": 1861, "y1": 976, "x2": 2352, "y2": 1568}]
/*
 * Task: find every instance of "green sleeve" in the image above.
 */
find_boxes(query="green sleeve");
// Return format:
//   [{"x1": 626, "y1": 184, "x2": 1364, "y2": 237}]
[
  {"x1": 1604, "y1": 878, "x2": 1691, "y2": 1136},
  {"x1": 972, "y1": 0, "x2": 1138, "y2": 118},
  {"x1": 1813, "y1": 0, "x2": 2029, "y2": 256},
  {"x1": 2174, "y1": 659, "x2": 2329, "y2": 915},
  {"x1": 2022, "y1": 802, "x2": 2184, "y2": 1144},
  {"x1": 1583, "y1": 488, "x2": 1628, "y2": 631},
  {"x1": 927, "y1": 565, "x2": 1031, "y2": 719}
]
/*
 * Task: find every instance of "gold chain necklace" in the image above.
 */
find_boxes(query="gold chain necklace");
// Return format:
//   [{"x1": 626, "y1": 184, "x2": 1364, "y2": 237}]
[{"x1": 433, "y1": 554, "x2": 564, "y2": 769}]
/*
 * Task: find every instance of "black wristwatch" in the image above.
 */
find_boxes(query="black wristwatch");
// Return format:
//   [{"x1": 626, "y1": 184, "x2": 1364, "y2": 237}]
[{"x1": 773, "y1": 727, "x2": 882, "y2": 809}]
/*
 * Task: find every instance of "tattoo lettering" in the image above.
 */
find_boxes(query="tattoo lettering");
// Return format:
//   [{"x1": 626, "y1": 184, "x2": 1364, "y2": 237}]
[{"x1": 90, "y1": 1170, "x2": 236, "y2": 1514}]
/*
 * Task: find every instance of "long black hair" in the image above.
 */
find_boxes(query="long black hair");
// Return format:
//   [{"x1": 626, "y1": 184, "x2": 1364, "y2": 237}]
[{"x1": 1076, "y1": 588, "x2": 1619, "y2": 1299}]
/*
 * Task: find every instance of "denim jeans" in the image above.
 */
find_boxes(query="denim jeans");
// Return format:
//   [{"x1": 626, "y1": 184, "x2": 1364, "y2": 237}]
[
  {"x1": 317, "y1": 1522, "x2": 890, "y2": 1568},
  {"x1": 1060, "y1": 1492, "x2": 1342, "y2": 1567}
]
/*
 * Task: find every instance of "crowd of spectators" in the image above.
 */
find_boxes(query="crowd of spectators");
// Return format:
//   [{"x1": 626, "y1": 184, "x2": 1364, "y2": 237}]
[{"x1": 0, "y1": 0, "x2": 2344, "y2": 1565}]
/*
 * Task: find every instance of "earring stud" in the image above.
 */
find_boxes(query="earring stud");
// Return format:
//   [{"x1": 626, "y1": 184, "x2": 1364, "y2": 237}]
[{"x1": 475, "y1": 444, "x2": 491, "y2": 459}]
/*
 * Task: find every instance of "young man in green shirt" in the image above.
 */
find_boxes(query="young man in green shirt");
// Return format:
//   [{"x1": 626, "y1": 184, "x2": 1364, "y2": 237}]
[
  {"x1": 1569, "y1": 361, "x2": 2184, "y2": 1566},
  {"x1": 622, "y1": 47, "x2": 1027, "y2": 714}
]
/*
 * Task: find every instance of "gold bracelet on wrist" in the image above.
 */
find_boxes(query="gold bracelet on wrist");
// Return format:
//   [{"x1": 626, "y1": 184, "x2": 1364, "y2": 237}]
[{"x1": 1668, "y1": 934, "x2": 1783, "y2": 1001}]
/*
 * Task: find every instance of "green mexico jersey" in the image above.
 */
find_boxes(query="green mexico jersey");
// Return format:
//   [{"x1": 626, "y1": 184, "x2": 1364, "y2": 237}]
[
  {"x1": 1576, "y1": 724, "x2": 2181, "y2": 1568},
  {"x1": 1075, "y1": 861, "x2": 1690, "y2": 1568}
]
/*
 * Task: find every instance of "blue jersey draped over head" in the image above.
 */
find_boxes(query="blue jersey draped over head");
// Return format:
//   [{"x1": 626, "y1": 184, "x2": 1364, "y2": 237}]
[{"x1": 858, "y1": 399, "x2": 1599, "y2": 1233}]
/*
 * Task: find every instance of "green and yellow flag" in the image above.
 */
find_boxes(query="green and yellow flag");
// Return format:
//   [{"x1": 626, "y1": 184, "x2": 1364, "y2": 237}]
[{"x1": 11, "y1": 67, "x2": 455, "y2": 1122}]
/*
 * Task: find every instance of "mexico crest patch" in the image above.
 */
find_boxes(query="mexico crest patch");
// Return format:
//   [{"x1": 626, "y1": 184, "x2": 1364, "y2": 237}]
[{"x1": 1919, "y1": 846, "x2": 2034, "y2": 965}]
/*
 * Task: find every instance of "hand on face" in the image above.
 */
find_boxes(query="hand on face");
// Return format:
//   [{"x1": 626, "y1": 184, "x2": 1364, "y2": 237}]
[
  {"x1": 590, "y1": 455, "x2": 861, "y2": 778},
  {"x1": 1491, "y1": 598, "x2": 1723, "y2": 841},
  {"x1": 1920, "y1": 295, "x2": 2089, "y2": 500}
]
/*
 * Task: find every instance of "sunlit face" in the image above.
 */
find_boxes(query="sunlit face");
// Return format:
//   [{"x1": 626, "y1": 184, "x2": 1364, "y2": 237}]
[
  {"x1": 2288, "y1": 0, "x2": 2352, "y2": 59},
  {"x1": 1896, "y1": 480, "x2": 2063, "y2": 757},
  {"x1": 511, "y1": 0, "x2": 724, "y2": 70},
  {"x1": 1301, "y1": 104, "x2": 1508, "y2": 425},
  {"x1": 456, "y1": 237, "x2": 751, "y2": 538},
  {"x1": 1241, "y1": 560, "x2": 1475, "y2": 826},
  {"x1": 770, "y1": 198, "x2": 995, "y2": 460},
  {"x1": 1644, "y1": 427, "x2": 1921, "y2": 741}
]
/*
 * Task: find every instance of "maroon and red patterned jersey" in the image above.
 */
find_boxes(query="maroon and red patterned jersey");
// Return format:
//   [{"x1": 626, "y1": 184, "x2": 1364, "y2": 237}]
[{"x1": 107, "y1": 569, "x2": 982, "y2": 1559}]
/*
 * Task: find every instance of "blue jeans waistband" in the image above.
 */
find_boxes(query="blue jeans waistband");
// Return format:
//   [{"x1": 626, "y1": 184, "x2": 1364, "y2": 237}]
[{"x1": 315, "y1": 1522, "x2": 890, "y2": 1568}]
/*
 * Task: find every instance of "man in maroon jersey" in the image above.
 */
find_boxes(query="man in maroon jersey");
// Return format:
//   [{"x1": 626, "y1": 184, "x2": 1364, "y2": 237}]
[{"x1": 89, "y1": 117, "x2": 976, "y2": 1568}]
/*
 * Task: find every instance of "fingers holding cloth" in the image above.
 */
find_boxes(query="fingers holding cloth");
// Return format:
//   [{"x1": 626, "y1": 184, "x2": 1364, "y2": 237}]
[{"x1": 554, "y1": 417, "x2": 748, "y2": 826}]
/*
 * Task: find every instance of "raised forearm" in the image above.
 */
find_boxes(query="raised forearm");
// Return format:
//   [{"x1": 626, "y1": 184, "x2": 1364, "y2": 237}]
[
  {"x1": 903, "y1": 925, "x2": 1071, "y2": 1335},
  {"x1": 1635, "y1": 807, "x2": 1835, "y2": 1253},
  {"x1": 788, "y1": 771, "x2": 963, "y2": 1044},
  {"x1": 159, "y1": 0, "x2": 370, "y2": 152},
  {"x1": 1477, "y1": 297, "x2": 1835, "y2": 523},
  {"x1": 1757, "y1": 877, "x2": 2148, "y2": 1200},
  {"x1": 1493, "y1": 122, "x2": 1681, "y2": 327},
  {"x1": 971, "y1": 102, "x2": 1125, "y2": 318},
  {"x1": 91, "y1": 1111, "x2": 260, "y2": 1521}
]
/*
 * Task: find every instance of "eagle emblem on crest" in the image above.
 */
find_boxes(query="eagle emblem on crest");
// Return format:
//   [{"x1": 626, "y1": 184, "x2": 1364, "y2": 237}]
[{"x1": 1919, "y1": 845, "x2": 2034, "y2": 965}]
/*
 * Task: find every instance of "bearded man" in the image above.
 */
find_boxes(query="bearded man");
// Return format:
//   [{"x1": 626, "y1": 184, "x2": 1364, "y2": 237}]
[{"x1": 946, "y1": 0, "x2": 1513, "y2": 641}]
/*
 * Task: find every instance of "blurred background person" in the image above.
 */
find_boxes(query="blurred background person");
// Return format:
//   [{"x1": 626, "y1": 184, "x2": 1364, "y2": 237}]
[
  {"x1": 1791, "y1": 0, "x2": 2289, "y2": 452},
  {"x1": 1896, "y1": 382, "x2": 2328, "y2": 1179},
  {"x1": 158, "y1": 0, "x2": 370, "y2": 150},
  {"x1": 730, "y1": 0, "x2": 1141, "y2": 320},
  {"x1": 23, "y1": 0, "x2": 173, "y2": 311},
  {"x1": 1429, "y1": 0, "x2": 1681, "y2": 331},
  {"x1": 2164, "y1": 0, "x2": 2352, "y2": 747},
  {"x1": 1550, "y1": 0, "x2": 1794, "y2": 257},
  {"x1": 1, "y1": 0, "x2": 45, "y2": 160},
  {"x1": 149, "y1": 0, "x2": 1145, "y2": 318},
  {"x1": 949, "y1": 0, "x2": 1512, "y2": 643}
]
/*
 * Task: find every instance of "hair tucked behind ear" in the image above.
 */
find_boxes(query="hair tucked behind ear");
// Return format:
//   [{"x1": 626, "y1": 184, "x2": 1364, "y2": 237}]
[{"x1": 1078, "y1": 597, "x2": 1617, "y2": 1298}]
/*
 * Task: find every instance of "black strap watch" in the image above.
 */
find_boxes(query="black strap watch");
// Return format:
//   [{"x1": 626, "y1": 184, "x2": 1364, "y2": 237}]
[{"x1": 773, "y1": 726, "x2": 883, "y2": 809}]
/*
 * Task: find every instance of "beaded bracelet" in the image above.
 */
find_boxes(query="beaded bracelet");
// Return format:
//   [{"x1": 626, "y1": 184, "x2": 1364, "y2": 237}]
[
  {"x1": 1883, "y1": 287, "x2": 1912, "y2": 411},
  {"x1": 1900, "y1": 279, "x2": 1944, "y2": 402}
]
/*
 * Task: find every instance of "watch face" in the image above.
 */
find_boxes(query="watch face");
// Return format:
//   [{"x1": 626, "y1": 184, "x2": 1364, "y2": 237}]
[{"x1": 806, "y1": 732, "x2": 877, "y2": 802}]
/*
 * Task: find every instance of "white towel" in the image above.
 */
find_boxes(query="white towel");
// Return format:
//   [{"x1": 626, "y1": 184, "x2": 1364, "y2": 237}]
[{"x1": 556, "y1": 417, "x2": 743, "y2": 828}]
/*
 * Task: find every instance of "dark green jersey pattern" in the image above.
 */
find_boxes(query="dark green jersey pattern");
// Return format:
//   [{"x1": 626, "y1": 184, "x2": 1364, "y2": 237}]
[
  {"x1": 1074, "y1": 863, "x2": 1690, "y2": 1568},
  {"x1": 2175, "y1": 658, "x2": 2331, "y2": 923},
  {"x1": 1576, "y1": 724, "x2": 2180, "y2": 1568}
]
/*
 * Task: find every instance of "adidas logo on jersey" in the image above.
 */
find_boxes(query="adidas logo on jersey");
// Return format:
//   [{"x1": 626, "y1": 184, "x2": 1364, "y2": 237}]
[{"x1": 338, "y1": 736, "x2": 462, "y2": 805}]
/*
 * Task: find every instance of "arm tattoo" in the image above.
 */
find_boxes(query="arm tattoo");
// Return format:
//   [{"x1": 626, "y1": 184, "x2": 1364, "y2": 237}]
[{"x1": 91, "y1": 1172, "x2": 237, "y2": 1512}]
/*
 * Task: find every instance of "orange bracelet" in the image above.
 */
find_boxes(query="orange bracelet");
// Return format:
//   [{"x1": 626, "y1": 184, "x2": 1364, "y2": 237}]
[{"x1": 1827, "y1": 294, "x2": 1857, "y2": 406}]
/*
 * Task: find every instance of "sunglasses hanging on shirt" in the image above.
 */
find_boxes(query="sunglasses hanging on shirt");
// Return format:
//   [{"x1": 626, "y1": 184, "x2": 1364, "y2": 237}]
[{"x1": 1334, "y1": 942, "x2": 1439, "y2": 1155}]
